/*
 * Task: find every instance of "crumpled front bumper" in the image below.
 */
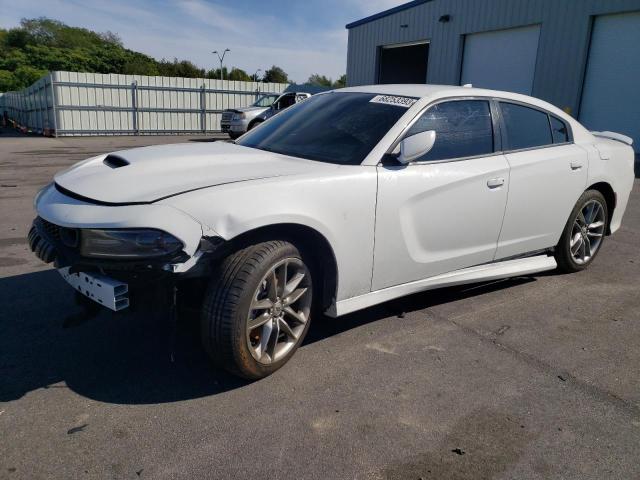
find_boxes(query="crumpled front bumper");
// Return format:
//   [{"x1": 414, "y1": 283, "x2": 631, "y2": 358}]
[
  {"x1": 28, "y1": 217, "x2": 59, "y2": 264},
  {"x1": 31, "y1": 183, "x2": 221, "y2": 280}
]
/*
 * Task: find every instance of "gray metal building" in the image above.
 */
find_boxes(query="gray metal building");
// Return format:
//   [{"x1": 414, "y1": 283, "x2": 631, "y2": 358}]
[{"x1": 346, "y1": 0, "x2": 640, "y2": 150}]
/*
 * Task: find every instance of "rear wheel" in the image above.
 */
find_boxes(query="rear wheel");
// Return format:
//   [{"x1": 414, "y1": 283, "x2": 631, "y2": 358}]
[
  {"x1": 201, "y1": 241, "x2": 312, "y2": 379},
  {"x1": 555, "y1": 190, "x2": 608, "y2": 273}
]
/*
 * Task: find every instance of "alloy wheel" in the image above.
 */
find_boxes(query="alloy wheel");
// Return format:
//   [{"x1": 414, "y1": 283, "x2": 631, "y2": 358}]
[
  {"x1": 246, "y1": 258, "x2": 312, "y2": 364},
  {"x1": 570, "y1": 199, "x2": 605, "y2": 265}
]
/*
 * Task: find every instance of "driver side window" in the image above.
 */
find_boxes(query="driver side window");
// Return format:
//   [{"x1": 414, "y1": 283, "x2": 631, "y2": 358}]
[
  {"x1": 278, "y1": 94, "x2": 296, "y2": 109},
  {"x1": 405, "y1": 100, "x2": 495, "y2": 162}
]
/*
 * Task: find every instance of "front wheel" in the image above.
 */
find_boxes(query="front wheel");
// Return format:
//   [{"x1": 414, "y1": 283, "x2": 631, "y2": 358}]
[
  {"x1": 201, "y1": 241, "x2": 313, "y2": 379},
  {"x1": 555, "y1": 190, "x2": 608, "y2": 273}
]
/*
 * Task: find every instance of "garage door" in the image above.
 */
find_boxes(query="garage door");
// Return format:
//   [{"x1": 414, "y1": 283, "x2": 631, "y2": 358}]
[
  {"x1": 461, "y1": 25, "x2": 541, "y2": 95},
  {"x1": 579, "y1": 12, "x2": 640, "y2": 152},
  {"x1": 378, "y1": 41, "x2": 429, "y2": 84}
]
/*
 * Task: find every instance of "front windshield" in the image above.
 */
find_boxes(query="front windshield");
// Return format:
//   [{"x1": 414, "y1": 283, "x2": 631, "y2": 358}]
[
  {"x1": 237, "y1": 92, "x2": 414, "y2": 165},
  {"x1": 252, "y1": 95, "x2": 278, "y2": 107}
]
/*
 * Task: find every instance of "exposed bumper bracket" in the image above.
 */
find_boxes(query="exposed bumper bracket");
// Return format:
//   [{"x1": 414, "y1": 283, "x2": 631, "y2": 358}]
[{"x1": 59, "y1": 267, "x2": 130, "y2": 311}]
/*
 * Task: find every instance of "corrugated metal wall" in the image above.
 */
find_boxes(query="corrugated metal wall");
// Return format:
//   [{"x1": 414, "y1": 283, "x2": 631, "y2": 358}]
[
  {"x1": 0, "y1": 71, "x2": 288, "y2": 136},
  {"x1": 346, "y1": 0, "x2": 640, "y2": 114},
  {"x1": 0, "y1": 75, "x2": 54, "y2": 133}
]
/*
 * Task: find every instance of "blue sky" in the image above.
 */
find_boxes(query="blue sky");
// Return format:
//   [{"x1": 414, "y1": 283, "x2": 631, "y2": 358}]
[{"x1": 0, "y1": 0, "x2": 403, "y2": 82}]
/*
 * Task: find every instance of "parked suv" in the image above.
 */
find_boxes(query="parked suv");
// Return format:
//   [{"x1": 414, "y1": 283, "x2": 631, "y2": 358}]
[
  {"x1": 222, "y1": 92, "x2": 311, "y2": 139},
  {"x1": 249, "y1": 92, "x2": 311, "y2": 131},
  {"x1": 220, "y1": 94, "x2": 278, "y2": 139}
]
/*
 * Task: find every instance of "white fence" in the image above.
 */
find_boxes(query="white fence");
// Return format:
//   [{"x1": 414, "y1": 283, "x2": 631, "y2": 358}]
[{"x1": 0, "y1": 71, "x2": 289, "y2": 136}]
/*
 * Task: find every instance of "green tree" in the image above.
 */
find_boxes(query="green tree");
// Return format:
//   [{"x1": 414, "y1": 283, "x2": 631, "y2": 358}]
[
  {"x1": 333, "y1": 74, "x2": 347, "y2": 88},
  {"x1": 307, "y1": 73, "x2": 346, "y2": 88},
  {"x1": 228, "y1": 67, "x2": 252, "y2": 81},
  {"x1": 205, "y1": 66, "x2": 228, "y2": 80},
  {"x1": 5, "y1": 28, "x2": 32, "y2": 48},
  {"x1": 157, "y1": 58, "x2": 204, "y2": 78},
  {"x1": 308, "y1": 73, "x2": 332, "y2": 87},
  {"x1": 0, "y1": 70, "x2": 18, "y2": 91},
  {"x1": 0, "y1": 17, "x2": 279, "y2": 91},
  {"x1": 207, "y1": 67, "x2": 252, "y2": 81},
  {"x1": 13, "y1": 65, "x2": 47, "y2": 86},
  {"x1": 263, "y1": 65, "x2": 289, "y2": 84}
]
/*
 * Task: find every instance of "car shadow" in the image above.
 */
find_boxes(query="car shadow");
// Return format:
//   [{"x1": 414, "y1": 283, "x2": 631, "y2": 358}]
[{"x1": 0, "y1": 269, "x2": 536, "y2": 405}]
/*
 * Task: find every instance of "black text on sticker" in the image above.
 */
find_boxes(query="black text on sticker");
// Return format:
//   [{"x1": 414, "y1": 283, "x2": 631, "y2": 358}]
[{"x1": 370, "y1": 95, "x2": 417, "y2": 108}]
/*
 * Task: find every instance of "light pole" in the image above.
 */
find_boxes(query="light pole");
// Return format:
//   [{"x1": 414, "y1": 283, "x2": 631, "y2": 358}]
[
  {"x1": 253, "y1": 69, "x2": 262, "y2": 99},
  {"x1": 212, "y1": 49, "x2": 230, "y2": 80}
]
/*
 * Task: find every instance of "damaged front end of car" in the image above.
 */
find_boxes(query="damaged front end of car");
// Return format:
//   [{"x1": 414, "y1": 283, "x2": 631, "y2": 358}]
[{"x1": 29, "y1": 183, "x2": 225, "y2": 313}]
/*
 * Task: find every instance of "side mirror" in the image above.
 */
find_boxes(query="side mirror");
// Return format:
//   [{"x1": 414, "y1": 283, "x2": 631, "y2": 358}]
[{"x1": 397, "y1": 130, "x2": 437, "y2": 165}]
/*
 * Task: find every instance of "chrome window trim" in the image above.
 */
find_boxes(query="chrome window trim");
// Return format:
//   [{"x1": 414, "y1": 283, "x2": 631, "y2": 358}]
[{"x1": 409, "y1": 151, "x2": 506, "y2": 166}]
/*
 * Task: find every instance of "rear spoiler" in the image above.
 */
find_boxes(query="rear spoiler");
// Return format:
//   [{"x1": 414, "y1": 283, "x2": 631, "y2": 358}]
[{"x1": 591, "y1": 131, "x2": 634, "y2": 146}]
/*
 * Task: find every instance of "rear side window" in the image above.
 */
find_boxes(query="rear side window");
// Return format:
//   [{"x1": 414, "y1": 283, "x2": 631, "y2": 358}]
[
  {"x1": 405, "y1": 100, "x2": 494, "y2": 161},
  {"x1": 500, "y1": 102, "x2": 552, "y2": 150},
  {"x1": 550, "y1": 115, "x2": 569, "y2": 144}
]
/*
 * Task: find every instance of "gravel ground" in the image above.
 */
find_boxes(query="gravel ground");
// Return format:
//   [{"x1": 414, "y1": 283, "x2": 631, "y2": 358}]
[{"x1": 1, "y1": 130, "x2": 639, "y2": 479}]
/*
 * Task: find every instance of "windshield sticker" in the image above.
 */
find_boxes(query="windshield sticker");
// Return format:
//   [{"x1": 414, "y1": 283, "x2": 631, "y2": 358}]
[{"x1": 369, "y1": 95, "x2": 417, "y2": 108}]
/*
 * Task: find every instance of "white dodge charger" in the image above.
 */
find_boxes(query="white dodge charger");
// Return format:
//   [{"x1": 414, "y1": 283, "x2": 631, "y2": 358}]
[{"x1": 30, "y1": 85, "x2": 635, "y2": 379}]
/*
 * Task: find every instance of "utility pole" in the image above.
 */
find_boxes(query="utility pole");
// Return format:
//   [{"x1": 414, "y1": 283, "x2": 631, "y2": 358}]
[{"x1": 212, "y1": 49, "x2": 230, "y2": 80}]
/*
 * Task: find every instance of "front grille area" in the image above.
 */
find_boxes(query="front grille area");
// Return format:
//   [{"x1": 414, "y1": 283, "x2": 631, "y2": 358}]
[
  {"x1": 29, "y1": 219, "x2": 57, "y2": 264},
  {"x1": 40, "y1": 217, "x2": 61, "y2": 241},
  {"x1": 221, "y1": 111, "x2": 233, "y2": 123},
  {"x1": 39, "y1": 218, "x2": 79, "y2": 247},
  {"x1": 29, "y1": 217, "x2": 81, "y2": 264}
]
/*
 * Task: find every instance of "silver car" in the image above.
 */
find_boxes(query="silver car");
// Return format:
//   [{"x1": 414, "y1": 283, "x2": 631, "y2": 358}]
[
  {"x1": 221, "y1": 92, "x2": 311, "y2": 139},
  {"x1": 251, "y1": 92, "x2": 311, "y2": 129},
  {"x1": 221, "y1": 94, "x2": 279, "y2": 139}
]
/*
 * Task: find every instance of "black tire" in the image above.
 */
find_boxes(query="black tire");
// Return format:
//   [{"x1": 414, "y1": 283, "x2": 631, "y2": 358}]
[
  {"x1": 228, "y1": 132, "x2": 241, "y2": 140},
  {"x1": 201, "y1": 241, "x2": 313, "y2": 379},
  {"x1": 248, "y1": 119, "x2": 262, "y2": 131},
  {"x1": 555, "y1": 189, "x2": 608, "y2": 273}
]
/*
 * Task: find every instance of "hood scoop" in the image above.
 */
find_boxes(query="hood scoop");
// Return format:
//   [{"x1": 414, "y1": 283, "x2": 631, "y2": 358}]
[
  {"x1": 54, "y1": 141, "x2": 335, "y2": 204},
  {"x1": 103, "y1": 154, "x2": 129, "y2": 169}
]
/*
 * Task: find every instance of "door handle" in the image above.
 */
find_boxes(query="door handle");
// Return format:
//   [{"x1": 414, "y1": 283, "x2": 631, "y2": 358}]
[
  {"x1": 570, "y1": 161, "x2": 583, "y2": 170},
  {"x1": 487, "y1": 177, "x2": 505, "y2": 189}
]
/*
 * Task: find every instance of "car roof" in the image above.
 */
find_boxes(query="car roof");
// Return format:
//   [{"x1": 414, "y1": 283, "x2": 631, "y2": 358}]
[
  {"x1": 336, "y1": 84, "x2": 571, "y2": 117},
  {"x1": 336, "y1": 83, "x2": 543, "y2": 102},
  {"x1": 337, "y1": 84, "x2": 462, "y2": 98}
]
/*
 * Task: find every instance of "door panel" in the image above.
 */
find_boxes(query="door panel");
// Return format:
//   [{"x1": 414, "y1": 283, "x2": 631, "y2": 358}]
[
  {"x1": 495, "y1": 144, "x2": 588, "y2": 259},
  {"x1": 372, "y1": 155, "x2": 510, "y2": 291}
]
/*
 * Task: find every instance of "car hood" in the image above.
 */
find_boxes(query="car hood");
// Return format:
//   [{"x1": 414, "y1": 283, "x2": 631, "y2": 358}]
[
  {"x1": 226, "y1": 106, "x2": 267, "y2": 114},
  {"x1": 54, "y1": 141, "x2": 330, "y2": 204}
]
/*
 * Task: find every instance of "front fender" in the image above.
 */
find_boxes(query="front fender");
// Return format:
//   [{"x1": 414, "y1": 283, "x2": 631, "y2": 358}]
[{"x1": 158, "y1": 169, "x2": 378, "y2": 301}]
